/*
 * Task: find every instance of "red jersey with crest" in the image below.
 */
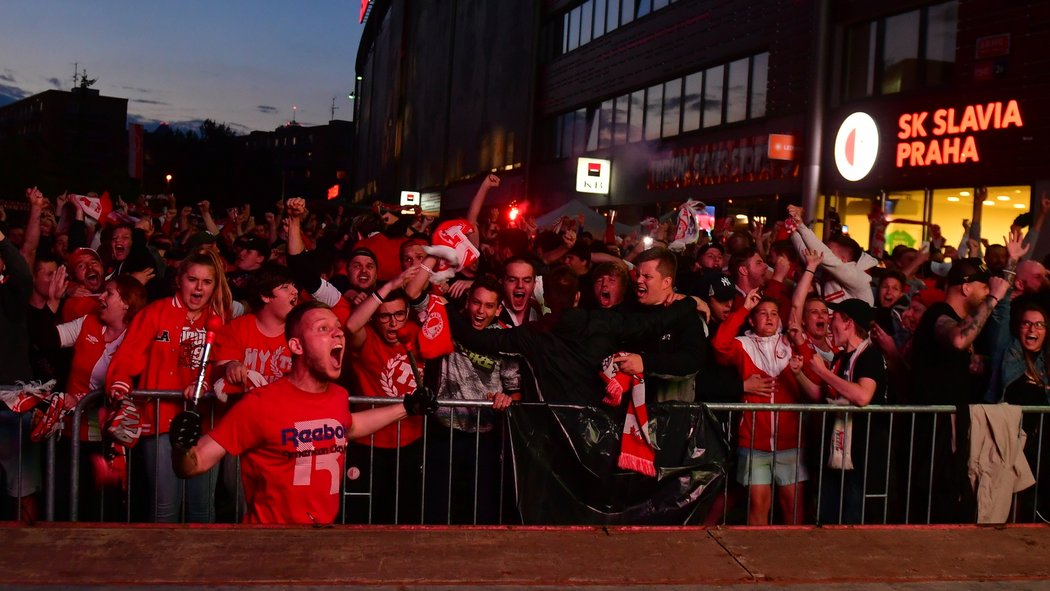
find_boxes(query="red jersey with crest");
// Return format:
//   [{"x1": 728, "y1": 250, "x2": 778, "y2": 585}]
[
  {"x1": 212, "y1": 314, "x2": 293, "y2": 387},
  {"x1": 348, "y1": 324, "x2": 423, "y2": 448},
  {"x1": 208, "y1": 378, "x2": 352, "y2": 525},
  {"x1": 106, "y1": 295, "x2": 224, "y2": 435}
]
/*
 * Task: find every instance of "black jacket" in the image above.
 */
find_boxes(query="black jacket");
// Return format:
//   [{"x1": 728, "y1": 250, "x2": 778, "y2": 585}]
[
  {"x1": 0, "y1": 238, "x2": 32, "y2": 383},
  {"x1": 449, "y1": 299, "x2": 698, "y2": 406}
]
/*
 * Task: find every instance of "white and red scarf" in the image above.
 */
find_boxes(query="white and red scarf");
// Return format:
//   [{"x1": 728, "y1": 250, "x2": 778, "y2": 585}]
[{"x1": 601, "y1": 353, "x2": 656, "y2": 477}]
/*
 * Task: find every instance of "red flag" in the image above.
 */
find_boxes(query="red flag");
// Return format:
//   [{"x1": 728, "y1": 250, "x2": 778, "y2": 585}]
[
  {"x1": 416, "y1": 296, "x2": 454, "y2": 360},
  {"x1": 71, "y1": 192, "x2": 113, "y2": 221},
  {"x1": 327, "y1": 184, "x2": 340, "y2": 200}
]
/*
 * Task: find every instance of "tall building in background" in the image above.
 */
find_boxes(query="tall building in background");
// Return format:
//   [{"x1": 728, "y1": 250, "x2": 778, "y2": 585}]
[
  {"x1": 353, "y1": 0, "x2": 1050, "y2": 250},
  {"x1": 0, "y1": 87, "x2": 128, "y2": 197},
  {"x1": 244, "y1": 120, "x2": 354, "y2": 202}
]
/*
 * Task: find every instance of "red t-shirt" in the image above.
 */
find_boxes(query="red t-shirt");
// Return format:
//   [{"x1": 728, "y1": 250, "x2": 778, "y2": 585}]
[
  {"x1": 209, "y1": 378, "x2": 353, "y2": 525},
  {"x1": 349, "y1": 325, "x2": 423, "y2": 448},
  {"x1": 212, "y1": 314, "x2": 292, "y2": 387}
]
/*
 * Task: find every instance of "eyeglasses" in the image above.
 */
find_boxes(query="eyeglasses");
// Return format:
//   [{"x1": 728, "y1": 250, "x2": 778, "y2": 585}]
[
  {"x1": 1020, "y1": 321, "x2": 1047, "y2": 330},
  {"x1": 376, "y1": 310, "x2": 408, "y2": 323}
]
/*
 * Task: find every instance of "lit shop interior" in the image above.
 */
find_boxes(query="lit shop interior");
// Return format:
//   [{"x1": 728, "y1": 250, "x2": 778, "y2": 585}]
[{"x1": 811, "y1": 186, "x2": 1031, "y2": 252}]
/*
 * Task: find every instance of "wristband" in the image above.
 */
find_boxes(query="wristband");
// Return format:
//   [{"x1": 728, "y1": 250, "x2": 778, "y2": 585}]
[
  {"x1": 988, "y1": 295, "x2": 1000, "y2": 305},
  {"x1": 372, "y1": 292, "x2": 384, "y2": 305},
  {"x1": 804, "y1": 268, "x2": 815, "y2": 275},
  {"x1": 420, "y1": 263, "x2": 435, "y2": 275}
]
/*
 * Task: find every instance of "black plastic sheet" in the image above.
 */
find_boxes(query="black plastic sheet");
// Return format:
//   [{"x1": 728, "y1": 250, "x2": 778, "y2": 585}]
[{"x1": 507, "y1": 402, "x2": 728, "y2": 525}]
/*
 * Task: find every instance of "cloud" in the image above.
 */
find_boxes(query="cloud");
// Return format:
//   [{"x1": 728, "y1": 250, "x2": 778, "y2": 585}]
[
  {"x1": 127, "y1": 115, "x2": 250, "y2": 136},
  {"x1": 46, "y1": 77, "x2": 62, "y2": 89},
  {"x1": 0, "y1": 83, "x2": 30, "y2": 107},
  {"x1": 121, "y1": 85, "x2": 152, "y2": 94},
  {"x1": 0, "y1": 70, "x2": 15, "y2": 83},
  {"x1": 256, "y1": 105, "x2": 278, "y2": 114},
  {"x1": 131, "y1": 98, "x2": 169, "y2": 105}
]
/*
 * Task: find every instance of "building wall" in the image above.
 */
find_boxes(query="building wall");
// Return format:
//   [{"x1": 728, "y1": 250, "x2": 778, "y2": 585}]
[
  {"x1": 352, "y1": 0, "x2": 538, "y2": 208},
  {"x1": 531, "y1": 0, "x2": 814, "y2": 218},
  {"x1": 0, "y1": 89, "x2": 128, "y2": 196}
]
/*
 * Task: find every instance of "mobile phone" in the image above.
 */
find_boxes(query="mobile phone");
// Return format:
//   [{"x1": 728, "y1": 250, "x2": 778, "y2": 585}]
[{"x1": 643, "y1": 236, "x2": 654, "y2": 248}]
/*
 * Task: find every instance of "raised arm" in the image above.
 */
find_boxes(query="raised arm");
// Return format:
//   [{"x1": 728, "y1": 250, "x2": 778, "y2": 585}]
[
  {"x1": 344, "y1": 269, "x2": 416, "y2": 349},
  {"x1": 466, "y1": 174, "x2": 500, "y2": 228},
  {"x1": 934, "y1": 276, "x2": 1009, "y2": 351},
  {"x1": 789, "y1": 249, "x2": 822, "y2": 328},
  {"x1": 198, "y1": 200, "x2": 220, "y2": 236},
  {"x1": 20, "y1": 187, "x2": 46, "y2": 269}
]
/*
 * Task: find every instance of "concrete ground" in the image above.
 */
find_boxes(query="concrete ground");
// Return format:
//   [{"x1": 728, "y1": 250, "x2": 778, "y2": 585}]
[{"x1": 0, "y1": 523, "x2": 1048, "y2": 589}]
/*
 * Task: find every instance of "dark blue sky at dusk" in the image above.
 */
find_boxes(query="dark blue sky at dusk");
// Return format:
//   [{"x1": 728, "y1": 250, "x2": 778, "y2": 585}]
[{"x1": 1, "y1": 0, "x2": 365, "y2": 133}]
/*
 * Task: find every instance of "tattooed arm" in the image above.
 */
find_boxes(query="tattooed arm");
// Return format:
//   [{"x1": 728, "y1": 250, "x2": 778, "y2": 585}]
[{"x1": 934, "y1": 277, "x2": 1010, "y2": 351}]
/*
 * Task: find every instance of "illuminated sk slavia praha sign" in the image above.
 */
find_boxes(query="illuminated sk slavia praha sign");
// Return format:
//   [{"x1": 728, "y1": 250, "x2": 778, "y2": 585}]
[{"x1": 896, "y1": 99, "x2": 1023, "y2": 168}]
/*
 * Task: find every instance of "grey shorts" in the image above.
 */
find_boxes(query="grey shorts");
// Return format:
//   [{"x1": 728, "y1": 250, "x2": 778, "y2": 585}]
[{"x1": 736, "y1": 447, "x2": 808, "y2": 486}]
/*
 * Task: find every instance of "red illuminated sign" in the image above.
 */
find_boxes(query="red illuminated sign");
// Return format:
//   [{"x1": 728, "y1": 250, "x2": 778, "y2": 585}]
[{"x1": 895, "y1": 100, "x2": 1023, "y2": 168}]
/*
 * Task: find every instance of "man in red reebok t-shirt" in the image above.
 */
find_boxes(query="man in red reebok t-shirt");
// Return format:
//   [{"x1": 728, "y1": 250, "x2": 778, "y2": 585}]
[{"x1": 170, "y1": 301, "x2": 436, "y2": 525}]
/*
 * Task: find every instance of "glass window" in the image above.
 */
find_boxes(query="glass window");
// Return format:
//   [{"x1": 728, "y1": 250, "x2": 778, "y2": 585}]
[
  {"x1": 925, "y1": 1, "x2": 958, "y2": 86},
  {"x1": 981, "y1": 186, "x2": 1030, "y2": 246},
  {"x1": 840, "y1": 196, "x2": 875, "y2": 250},
  {"x1": 682, "y1": 72, "x2": 702, "y2": 132},
  {"x1": 581, "y1": 1, "x2": 593, "y2": 46},
  {"x1": 621, "y1": 0, "x2": 635, "y2": 25},
  {"x1": 703, "y1": 65, "x2": 724, "y2": 127},
  {"x1": 614, "y1": 94, "x2": 629, "y2": 145},
  {"x1": 593, "y1": 0, "x2": 607, "y2": 38},
  {"x1": 662, "y1": 78, "x2": 681, "y2": 137},
  {"x1": 726, "y1": 58, "x2": 749, "y2": 123},
  {"x1": 884, "y1": 190, "x2": 926, "y2": 252},
  {"x1": 845, "y1": 22, "x2": 877, "y2": 100},
  {"x1": 573, "y1": 108, "x2": 588, "y2": 155},
  {"x1": 598, "y1": 99, "x2": 614, "y2": 149},
  {"x1": 653, "y1": 0, "x2": 669, "y2": 9},
  {"x1": 552, "y1": 118, "x2": 563, "y2": 158},
  {"x1": 628, "y1": 90, "x2": 645, "y2": 142},
  {"x1": 881, "y1": 10, "x2": 920, "y2": 94},
  {"x1": 568, "y1": 7, "x2": 581, "y2": 51},
  {"x1": 560, "y1": 113, "x2": 574, "y2": 158},
  {"x1": 607, "y1": 0, "x2": 620, "y2": 31},
  {"x1": 930, "y1": 188, "x2": 974, "y2": 248},
  {"x1": 562, "y1": 13, "x2": 571, "y2": 54},
  {"x1": 750, "y1": 52, "x2": 768, "y2": 118},
  {"x1": 636, "y1": 0, "x2": 652, "y2": 18},
  {"x1": 585, "y1": 107, "x2": 600, "y2": 152},
  {"x1": 644, "y1": 84, "x2": 663, "y2": 141}
]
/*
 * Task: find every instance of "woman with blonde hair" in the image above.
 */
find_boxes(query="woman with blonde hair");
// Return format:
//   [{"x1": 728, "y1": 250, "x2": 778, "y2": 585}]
[{"x1": 105, "y1": 248, "x2": 229, "y2": 522}]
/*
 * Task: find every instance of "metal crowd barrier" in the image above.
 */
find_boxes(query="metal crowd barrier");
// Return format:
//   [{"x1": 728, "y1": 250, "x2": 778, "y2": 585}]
[{"x1": 1, "y1": 388, "x2": 1047, "y2": 526}]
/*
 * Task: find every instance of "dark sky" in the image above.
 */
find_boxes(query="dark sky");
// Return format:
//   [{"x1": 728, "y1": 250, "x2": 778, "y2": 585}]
[{"x1": 1, "y1": 0, "x2": 366, "y2": 133}]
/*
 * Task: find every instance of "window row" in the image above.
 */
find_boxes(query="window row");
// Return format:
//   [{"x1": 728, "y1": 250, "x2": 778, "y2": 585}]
[
  {"x1": 842, "y1": 1, "x2": 958, "y2": 102},
  {"x1": 551, "y1": 52, "x2": 768, "y2": 159},
  {"x1": 551, "y1": 0, "x2": 679, "y2": 58}
]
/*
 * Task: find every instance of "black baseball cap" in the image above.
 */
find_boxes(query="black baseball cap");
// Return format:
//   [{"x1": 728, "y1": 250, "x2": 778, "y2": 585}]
[
  {"x1": 236, "y1": 236, "x2": 270, "y2": 255},
  {"x1": 947, "y1": 258, "x2": 991, "y2": 286},
  {"x1": 347, "y1": 247, "x2": 378, "y2": 266},
  {"x1": 827, "y1": 298, "x2": 874, "y2": 327},
  {"x1": 693, "y1": 271, "x2": 736, "y2": 303}
]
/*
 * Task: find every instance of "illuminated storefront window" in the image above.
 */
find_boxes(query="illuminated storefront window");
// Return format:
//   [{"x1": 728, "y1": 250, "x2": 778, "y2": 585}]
[
  {"x1": 930, "y1": 187, "x2": 973, "y2": 249},
  {"x1": 884, "y1": 190, "x2": 925, "y2": 252},
  {"x1": 982, "y1": 185, "x2": 1031, "y2": 246},
  {"x1": 817, "y1": 186, "x2": 1031, "y2": 255}
]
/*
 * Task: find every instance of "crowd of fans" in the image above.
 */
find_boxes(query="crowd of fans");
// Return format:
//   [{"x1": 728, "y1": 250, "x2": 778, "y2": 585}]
[{"x1": 0, "y1": 175, "x2": 1047, "y2": 526}]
